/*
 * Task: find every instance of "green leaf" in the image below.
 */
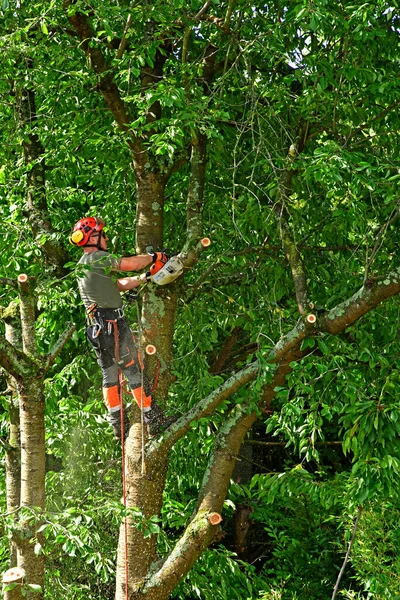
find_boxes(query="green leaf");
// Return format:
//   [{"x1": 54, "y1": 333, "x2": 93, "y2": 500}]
[
  {"x1": 3, "y1": 583, "x2": 18, "y2": 592},
  {"x1": 25, "y1": 584, "x2": 43, "y2": 593},
  {"x1": 301, "y1": 337, "x2": 315, "y2": 350}
]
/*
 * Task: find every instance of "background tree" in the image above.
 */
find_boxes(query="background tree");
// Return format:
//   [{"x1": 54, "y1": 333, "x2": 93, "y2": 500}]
[{"x1": 1, "y1": 1, "x2": 400, "y2": 599}]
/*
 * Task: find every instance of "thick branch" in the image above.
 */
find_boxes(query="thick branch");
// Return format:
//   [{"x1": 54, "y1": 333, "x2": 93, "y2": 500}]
[
  {"x1": 144, "y1": 404, "x2": 257, "y2": 599},
  {"x1": 147, "y1": 361, "x2": 259, "y2": 458},
  {"x1": 319, "y1": 268, "x2": 400, "y2": 334},
  {"x1": 275, "y1": 170, "x2": 308, "y2": 314},
  {"x1": 180, "y1": 133, "x2": 208, "y2": 267},
  {"x1": 222, "y1": 0, "x2": 235, "y2": 32},
  {"x1": 148, "y1": 317, "x2": 309, "y2": 457},
  {"x1": 274, "y1": 128, "x2": 310, "y2": 314},
  {"x1": 63, "y1": 1, "x2": 138, "y2": 153},
  {"x1": 151, "y1": 263, "x2": 400, "y2": 457}
]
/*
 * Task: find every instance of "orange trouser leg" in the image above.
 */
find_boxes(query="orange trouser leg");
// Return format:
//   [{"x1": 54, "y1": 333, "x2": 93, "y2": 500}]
[
  {"x1": 131, "y1": 386, "x2": 152, "y2": 410},
  {"x1": 103, "y1": 385, "x2": 121, "y2": 410}
]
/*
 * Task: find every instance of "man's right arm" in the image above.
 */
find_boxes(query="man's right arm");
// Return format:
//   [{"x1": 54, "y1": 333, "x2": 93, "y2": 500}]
[{"x1": 119, "y1": 254, "x2": 153, "y2": 272}]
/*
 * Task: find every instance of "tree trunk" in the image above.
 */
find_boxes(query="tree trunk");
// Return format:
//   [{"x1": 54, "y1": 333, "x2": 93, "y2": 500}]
[
  {"x1": 3, "y1": 303, "x2": 22, "y2": 565},
  {"x1": 115, "y1": 425, "x2": 169, "y2": 599},
  {"x1": 131, "y1": 169, "x2": 178, "y2": 400},
  {"x1": 16, "y1": 376, "x2": 45, "y2": 598},
  {"x1": 15, "y1": 276, "x2": 44, "y2": 600},
  {"x1": 5, "y1": 398, "x2": 20, "y2": 567},
  {"x1": 135, "y1": 171, "x2": 166, "y2": 253}
]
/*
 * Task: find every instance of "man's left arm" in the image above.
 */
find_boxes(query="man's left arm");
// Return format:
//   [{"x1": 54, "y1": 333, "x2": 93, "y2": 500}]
[{"x1": 117, "y1": 273, "x2": 148, "y2": 291}]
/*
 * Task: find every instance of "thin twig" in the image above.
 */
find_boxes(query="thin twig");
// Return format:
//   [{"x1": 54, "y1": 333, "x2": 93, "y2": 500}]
[
  {"x1": 247, "y1": 440, "x2": 343, "y2": 447},
  {"x1": 331, "y1": 505, "x2": 362, "y2": 600},
  {"x1": 116, "y1": 14, "x2": 132, "y2": 60}
]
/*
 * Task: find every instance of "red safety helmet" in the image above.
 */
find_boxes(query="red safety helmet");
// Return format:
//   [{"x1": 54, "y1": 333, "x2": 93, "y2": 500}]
[{"x1": 69, "y1": 217, "x2": 105, "y2": 247}]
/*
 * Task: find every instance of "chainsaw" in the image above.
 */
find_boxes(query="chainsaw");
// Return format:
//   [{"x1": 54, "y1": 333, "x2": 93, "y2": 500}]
[
  {"x1": 147, "y1": 238, "x2": 210, "y2": 286},
  {"x1": 146, "y1": 251, "x2": 183, "y2": 286},
  {"x1": 150, "y1": 254, "x2": 184, "y2": 286}
]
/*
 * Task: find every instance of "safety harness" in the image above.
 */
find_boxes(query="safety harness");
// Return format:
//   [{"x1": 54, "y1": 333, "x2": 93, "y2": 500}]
[
  {"x1": 88, "y1": 303, "x2": 130, "y2": 597},
  {"x1": 87, "y1": 303, "x2": 125, "y2": 334}
]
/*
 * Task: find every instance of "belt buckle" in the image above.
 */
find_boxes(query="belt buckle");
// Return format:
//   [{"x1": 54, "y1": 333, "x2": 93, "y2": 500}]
[{"x1": 116, "y1": 307, "x2": 124, "y2": 319}]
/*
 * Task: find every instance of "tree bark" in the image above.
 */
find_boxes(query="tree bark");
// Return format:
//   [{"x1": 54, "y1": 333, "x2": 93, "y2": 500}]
[
  {"x1": 0, "y1": 277, "x2": 74, "y2": 599},
  {"x1": 14, "y1": 276, "x2": 44, "y2": 599},
  {"x1": 2, "y1": 303, "x2": 22, "y2": 566},
  {"x1": 115, "y1": 424, "x2": 169, "y2": 599},
  {"x1": 16, "y1": 376, "x2": 45, "y2": 599}
]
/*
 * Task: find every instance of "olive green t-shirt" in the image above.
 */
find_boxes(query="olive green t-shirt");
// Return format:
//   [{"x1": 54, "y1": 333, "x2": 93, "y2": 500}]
[{"x1": 77, "y1": 251, "x2": 122, "y2": 310}]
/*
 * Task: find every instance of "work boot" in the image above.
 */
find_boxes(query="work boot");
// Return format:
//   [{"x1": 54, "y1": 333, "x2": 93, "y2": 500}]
[
  {"x1": 144, "y1": 403, "x2": 177, "y2": 437},
  {"x1": 108, "y1": 409, "x2": 129, "y2": 441}
]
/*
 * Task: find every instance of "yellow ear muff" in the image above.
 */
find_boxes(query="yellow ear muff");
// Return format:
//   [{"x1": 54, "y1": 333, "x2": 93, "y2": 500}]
[{"x1": 70, "y1": 230, "x2": 85, "y2": 245}]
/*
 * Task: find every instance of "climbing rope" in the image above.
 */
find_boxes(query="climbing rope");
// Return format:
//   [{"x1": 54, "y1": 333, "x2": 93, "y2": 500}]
[
  {"x1": 110, "y1": 320, "x2": 129, "y2": 600},
  {"x1": 135, "y1": 302, "x2": 146, "y2": 475}
]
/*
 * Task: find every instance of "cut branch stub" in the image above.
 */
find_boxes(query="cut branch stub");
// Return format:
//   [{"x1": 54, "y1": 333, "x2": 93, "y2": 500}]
[
  {"x1": 208, "y1": 512, "x2": 223, "y2": 525},
  {"x1": 145, "y1": 344, "x2": 156, "y2": 355},
  {"x1": 17, "y1": 274, "x2": 28, "y2": 284},
  {"x1": 2, "y1": 567, "x2": 25, "y2": 584},
  {"x1": 200, "y1": 237, "x2": 211, "y2": 247},
  {"x1": 306, "y1": 313, "x2": 316, "y2": 324},
  {"x1": 2, "y1": 566, "x2": 25, "y2": 599}
]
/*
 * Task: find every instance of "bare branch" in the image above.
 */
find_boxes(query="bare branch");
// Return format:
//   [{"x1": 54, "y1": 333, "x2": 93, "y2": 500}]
[
  {"x1": 331, "y1": 506, "x2": 362, "y2": 600},
  {"x1": 43, "y1": 322, "x2": 76, "y2": 374},
  {"x1": 17, "y1": 274, "x2": 38, "y2": 360},
  {"x1": 116, "y1": 14, "x2": 132, "y2": 60},
  {"x1": 223, "y1": 0, "x2": 235, "y2": 32}
]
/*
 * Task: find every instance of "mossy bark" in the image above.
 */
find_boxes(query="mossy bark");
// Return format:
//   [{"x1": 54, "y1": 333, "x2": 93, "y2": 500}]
[
  {"x1": 16, "y1": 376, "x2": 45, "y2": 599},
  {"x1": 3, "y1": 303, "x2": 22, "y2": 566}
]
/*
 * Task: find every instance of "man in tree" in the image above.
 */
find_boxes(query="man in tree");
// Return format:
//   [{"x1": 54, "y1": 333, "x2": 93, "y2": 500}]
[{"x1": 70, "y1": 216, "x2": 173, "y2": 439}]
